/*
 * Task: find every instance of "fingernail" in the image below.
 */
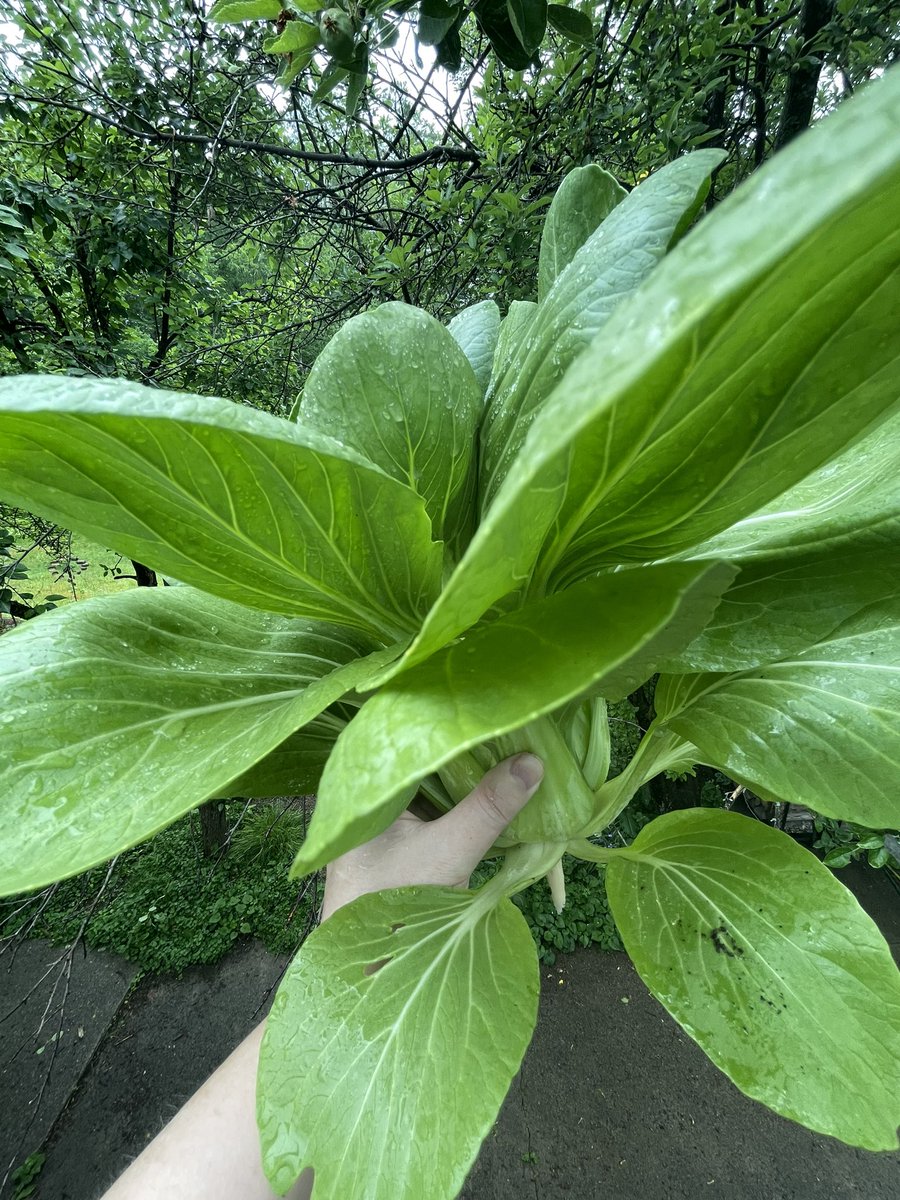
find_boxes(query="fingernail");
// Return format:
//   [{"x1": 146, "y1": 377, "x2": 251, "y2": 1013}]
[{"x1": 510, "y1": 753, "x2": 543, "y2": 791}]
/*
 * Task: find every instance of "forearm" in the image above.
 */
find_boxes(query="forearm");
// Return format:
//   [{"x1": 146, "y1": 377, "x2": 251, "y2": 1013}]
[
  {"x1": 100, "y1": 1021, "x2": 313, "y2": 1200},
  {"x1": 100, "y1": 873, "x2": 344, "y2": 1200}
]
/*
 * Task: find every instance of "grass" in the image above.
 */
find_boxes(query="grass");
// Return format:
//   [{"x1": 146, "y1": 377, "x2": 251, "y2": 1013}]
[{"x1": 13, "y1": 534, "x2": 136, "y2": 607}]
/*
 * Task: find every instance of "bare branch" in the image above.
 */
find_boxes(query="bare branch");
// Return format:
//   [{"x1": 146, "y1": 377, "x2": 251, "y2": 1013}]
[{"x1": 3, "y1": 93, "x2": 481, "y2": 169}]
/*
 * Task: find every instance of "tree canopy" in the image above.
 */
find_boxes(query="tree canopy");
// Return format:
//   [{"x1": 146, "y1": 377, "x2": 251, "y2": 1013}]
[{"x1": 1, "y1": 1, "x2": 896, "y2": 407}]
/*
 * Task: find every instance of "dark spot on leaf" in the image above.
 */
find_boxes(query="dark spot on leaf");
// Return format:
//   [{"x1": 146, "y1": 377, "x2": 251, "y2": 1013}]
[
  {"x1": 390, "y1": 922, "x2": 406, "y2": 933},
  {"x1": 709, "y1": 925, "x2": 744, "y2": 958},
  {"x1": 363, "y1": 957, "x2": 392, "y2": 976}
]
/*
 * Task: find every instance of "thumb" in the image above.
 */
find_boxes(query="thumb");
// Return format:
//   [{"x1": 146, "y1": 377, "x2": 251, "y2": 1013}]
[{"x1": 435, "y1": 753, "x2": 544, "y2": 868}]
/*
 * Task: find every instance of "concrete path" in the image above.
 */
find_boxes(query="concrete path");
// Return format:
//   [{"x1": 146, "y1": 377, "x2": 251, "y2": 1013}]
[
  {"x1": 0, "y1": 940, "x2": 137, "y2": 1193},
  {"x1": 2, "y1": 863, "x2": 898, "y2": 1200}
]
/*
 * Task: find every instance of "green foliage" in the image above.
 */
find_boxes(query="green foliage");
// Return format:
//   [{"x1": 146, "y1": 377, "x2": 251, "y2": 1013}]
[
  {"x1": 0, "y1": 585, "x2": 387, "y2": 895},
  {"x1": 0, "y1": 513, "x2": 137, "y2": 629},
  {"x1": 606, "y1": 810, "x2": 899, "y2": 1150},
  {"x1": 512, "y1": 856, "x2": 621, "y2": 964},
  {"x1": 10, "y1": 1152, "x2": 45, "y2": 1200},
  {"x1": 1, "y1": 806, "x2": 316, "y2": 973},
  {"x1": 258, "y1": 885, "x2": 539, "y2": 1198},
  {"x1": 657, "y1": 612, "x2": 900, "y2": 830},
  {"x1": 297, "y1": 302, "x2": 482, "y2": 549},
  {"x1": 230, "y1": 804, "x2": 309, "y2": 868},
  {"x1": 0, "y1": 527, "x2": 54, "y2": 624},
  {"x1": 211, "y1": 0, "x2": 561, "y2": 106},
  {"x1": 546, "y1": 4, "x2": 592, "y2": 47},
  {"x1": 0, "y1": 510, "x2": 85, "y2": 625},
  {"x1": 1, "y1": 69, "x2": 900, "y2": 1198},
  {"x1": 4, "y1": 0, "x2": 890, "y2": 406},
  {"x1": 813, "y1": 819, "x2": 900, "y2": 871},
  {"x1": 606, "y1": 698, "x2": 642, "y2": 778},
  {"x1": 0, "y1": 202, "x2": 29, "y2": 282}
]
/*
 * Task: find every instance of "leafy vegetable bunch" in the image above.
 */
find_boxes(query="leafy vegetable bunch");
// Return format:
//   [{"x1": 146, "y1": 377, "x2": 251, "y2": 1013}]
[
  {"x1": 1, "y1": 68, "x2": 899, "y2": 1200},
  {"x1": 206, "y1": 0, "x2": 593, "y2": 110}
]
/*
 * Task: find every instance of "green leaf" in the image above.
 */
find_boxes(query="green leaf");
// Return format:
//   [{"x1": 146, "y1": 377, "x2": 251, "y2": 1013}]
[
  {"x1": 605, "y1": 809, "x2": 900, "y2": 1149},
  {"x1": 0, "y1": 206, "x2": 27, "y2": 230},
  {"x1": 659, "y1": 546, "x2": 900, "y2": 672},
  {"x1": 276, "y1": 47, "x2": 316, "y2": 86},
  {"x1": 377, "y1": 160, "x2": 721, "y2": 682},
  {"x1": 481, "y1": 151, "x2": 721, "y2": 513},
  {"x1": 258, "y1": 887, "x2": 539, "y2": 1198},
  {"x1": 486, "y1": 300, "x2": 536, "y2": 397},
  {"x1": 537, "y1": 163, "x2": 626, "y2": 302},
  {"x1": 0, "y1": 588, "x2": 394, "y2": 895},
  {"x1": 298, "y1": 302, "x2": 481, "y2": 548},
  {"x1": 313, "y1": 61, "x2": 347, "y2": 103},
  {"x1": 506, "y1": 0, "x2": 547, "y2": 55},
  {"x1": 856, "y1": 835, "x2": 886, "y2": 851},
  {"x1": 207, "y1": 0, "x2": 281, "y2": 23},
  {"x1": 263, "y1": 19, "x2": 320, "y2": 53},
  {"x1": 682, "y1": 408, "x2": 900, "y2": 564},
  {"x1": 293, "y1": 561, "x2": 733, "y2": 873},
  {"x1": 435, "y1": 16, "x2": 464, "y2": 70},
  {"x1": 0, "y1": 376, "x2": 441, "y2": 639},
  {"x1": 475, "y1": 0, "x2": 535, "y2": 69},
  {"x1": 397, "y1": 69, "x2": 900, "y2": 670},
  {"x1": 823, "y1": 848, "x2": 854, "y2": 868},
  {"x1": 446, "y1": 299, "x2": 501, "y2": 398},
  {"x1": 656, "y1": 605, "x2": 900, "y2": 828},
  {"x1": 526, "y1": 82, "x2": 900, "y2": 586},
  {"x1": 220, "y1": 714, "x2": 341, "y2": 797},
  {"x1": 546, "y1": 4, "x2": 593, "y2": 46},
  {"x1": 418, "y1": 0, "x2": 460, "y2": 46},
  {"x1": 344, "y1": 49, "x2": 368, "y2": 115}
]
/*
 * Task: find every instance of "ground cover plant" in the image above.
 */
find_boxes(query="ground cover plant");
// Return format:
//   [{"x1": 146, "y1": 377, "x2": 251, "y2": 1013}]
[
  {"x1": 0, "y1": 802, "x2": 318, "y2": 973},
  {"x1": 2, "y1": 798, "x2": 620, "y2": 970},
  {"x1": 1, "y1": 65, "x2": 899, "y2": 1199}
]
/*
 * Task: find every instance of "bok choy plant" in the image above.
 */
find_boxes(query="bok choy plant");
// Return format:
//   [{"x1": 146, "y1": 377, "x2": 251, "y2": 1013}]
[{"x1": 1, "y1": 67, "x2": 899, "y2": 1200}]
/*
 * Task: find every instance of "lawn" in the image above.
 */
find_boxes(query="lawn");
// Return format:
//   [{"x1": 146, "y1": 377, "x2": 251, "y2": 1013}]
[{"x1": 12, "y1": 534, "x2": 136, "y2": 608}]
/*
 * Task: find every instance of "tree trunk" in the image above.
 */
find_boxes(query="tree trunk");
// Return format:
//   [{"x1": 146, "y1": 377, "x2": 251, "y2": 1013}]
[
  {"x1": 199, "y1": 799, "x2": 229, "y2": 859},
  {"x1": 775, "y1": 0, "x2": 835, "y2": 150},
  {"x1": 132, "y1": 561, "x2": 158, "y2": 587}
]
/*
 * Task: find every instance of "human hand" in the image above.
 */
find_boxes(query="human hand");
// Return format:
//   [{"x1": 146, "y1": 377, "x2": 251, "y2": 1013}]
[{"x1": 320, "y1": 753, "x2": 544, "y2": 921}]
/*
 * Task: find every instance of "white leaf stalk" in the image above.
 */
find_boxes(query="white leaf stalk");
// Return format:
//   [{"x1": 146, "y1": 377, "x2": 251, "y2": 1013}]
[{"x1": 545, "y1": 858, "x2": 566, "y2": 913}]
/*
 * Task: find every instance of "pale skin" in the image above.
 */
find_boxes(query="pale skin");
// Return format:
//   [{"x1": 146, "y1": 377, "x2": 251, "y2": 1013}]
[{"x1": 101, "y1": 752, "x2": 544, "y2": 1200}]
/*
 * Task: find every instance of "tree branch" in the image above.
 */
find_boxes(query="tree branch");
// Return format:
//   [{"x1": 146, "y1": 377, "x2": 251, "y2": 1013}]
[{"x1": 5, "y1": 93, "x2": 481, "y2": 169}]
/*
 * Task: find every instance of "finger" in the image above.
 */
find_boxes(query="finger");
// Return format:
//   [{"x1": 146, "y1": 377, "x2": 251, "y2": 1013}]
[{"x1": 433, "y1": 753, "x2": 543, "y2": 869}]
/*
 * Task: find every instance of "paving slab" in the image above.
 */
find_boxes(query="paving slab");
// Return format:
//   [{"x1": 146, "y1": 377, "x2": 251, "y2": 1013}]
[
  {"x1": 30, "y1": 938, "x2": 289, "y2": 1200},
  {"x1": 841, "y1": 861, "x2": 900, "y2": 954},
  {"x1": 0, "y1": 939, "x2": 137, "y2": 1193}
]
